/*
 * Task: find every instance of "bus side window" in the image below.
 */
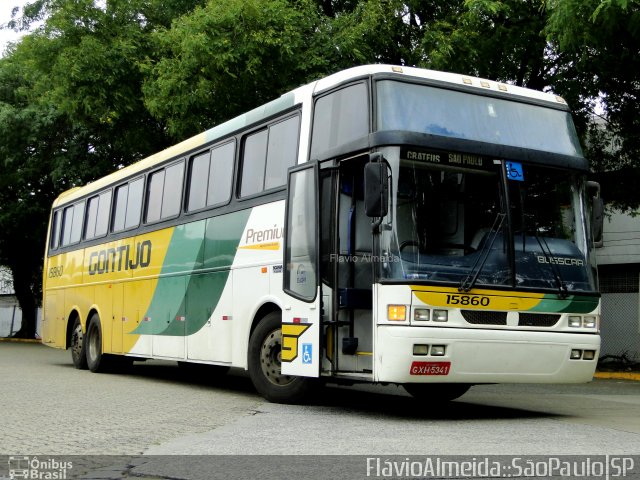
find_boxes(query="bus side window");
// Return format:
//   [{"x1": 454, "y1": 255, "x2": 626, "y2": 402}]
[
  {"x1": 187, "y1": 141, "x2": 234, "y2": 212},
  {"x1": 264, "y1": 116, "x2": 300, "y2": 190},
  {"x1": 310, "y1": 83, "x2": 369, "y2": 159},
  {"x1": 85, "y1": 190, "x2": 112, "y2": 240},
  {"x1": 145, "y1": 161, "x2": 185, "y2": 223},
  {"x1": 240, "y1": 114, "x2": 300, "y2": 197},
  {"x1": 240, "y1": 129, "x2": 268, "y2": 197},
  {"x1": 60, "y1": 202, "x2": 85, "y2": 247},
  {"x1": 113, "y1": 177, "x2": 144, "y2": 232},
  {"x1": 207, "y1": 141, "x2": 234, "y2": 206},
  {"x1": 50, "y1": 210, "x2": 61, "y2": 250}
]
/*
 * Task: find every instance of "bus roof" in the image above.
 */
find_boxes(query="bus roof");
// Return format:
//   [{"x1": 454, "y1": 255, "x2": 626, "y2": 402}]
[{"x1": 53, "y1": 64, "x2": 570, "y2": 207}]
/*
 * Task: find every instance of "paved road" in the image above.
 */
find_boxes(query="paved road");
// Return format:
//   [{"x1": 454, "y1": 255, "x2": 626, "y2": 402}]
[{"x1": 1, "y1": 342, "x2": 639, "y2": 478}]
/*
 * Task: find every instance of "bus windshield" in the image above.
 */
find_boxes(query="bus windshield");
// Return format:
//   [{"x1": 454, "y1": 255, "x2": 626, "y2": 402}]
[
  {"x1": 376, "y1": 80, "x2": 583, "y2": 157},
  {"x1": 381, "y1": 158, "x2": 598, "y2": 293}
]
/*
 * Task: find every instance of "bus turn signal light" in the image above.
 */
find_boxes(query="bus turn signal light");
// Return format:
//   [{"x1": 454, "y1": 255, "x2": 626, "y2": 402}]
[{"x1": 388, "y1": 305, "x2": 407, "y2": 321}]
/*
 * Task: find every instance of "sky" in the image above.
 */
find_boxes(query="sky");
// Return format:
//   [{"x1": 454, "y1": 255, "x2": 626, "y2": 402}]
[{"x1": 0, "y1": 0, "x2": 32, "y2": 57}]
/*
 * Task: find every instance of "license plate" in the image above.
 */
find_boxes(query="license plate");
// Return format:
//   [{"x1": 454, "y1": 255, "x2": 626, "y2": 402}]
[{"x1": 409, "y1": 361, "x2": 451, "y2": 376}]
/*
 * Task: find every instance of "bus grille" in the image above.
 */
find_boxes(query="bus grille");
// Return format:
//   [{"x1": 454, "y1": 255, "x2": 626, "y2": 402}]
[
  {"x1": 518, "y1": 313, "x2": 561, "y2": 327},
  {"x1": 460, "y1": 311, "x2": 561, "y2": 327},
  {"x1": 461, "y1": 310, "x2": 507, "y2": 325}
]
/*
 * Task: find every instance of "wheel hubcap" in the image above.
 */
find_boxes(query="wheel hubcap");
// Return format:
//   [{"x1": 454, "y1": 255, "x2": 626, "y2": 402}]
[
  {"x1": 88, "y1": 325, "x2": 99, "y2": 361},
  {"x1": 260, "y1": 328, "x2": 294, "y2": 386},
  {"x1": 71, "y1": 324, "x2": 83, "y2": 359}
]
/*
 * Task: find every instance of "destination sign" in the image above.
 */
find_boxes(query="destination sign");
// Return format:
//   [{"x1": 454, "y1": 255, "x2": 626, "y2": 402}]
[{"x1": 400, "y1": 147, "x2": 493, "y2": 171}]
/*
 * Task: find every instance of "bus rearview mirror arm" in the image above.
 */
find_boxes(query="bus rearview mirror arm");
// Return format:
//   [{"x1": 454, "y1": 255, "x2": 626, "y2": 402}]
[{"x1": 587, "y1": 181, "x2": 604, "y2": 248}]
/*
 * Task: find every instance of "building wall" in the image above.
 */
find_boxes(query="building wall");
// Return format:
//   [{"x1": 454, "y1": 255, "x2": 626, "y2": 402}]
[
  {"x1": 0, "y1": 295, "x2": 42, "y2": 338},
  {"x1": 596, "y1": 210, "x2": 640, "y2": 360}
]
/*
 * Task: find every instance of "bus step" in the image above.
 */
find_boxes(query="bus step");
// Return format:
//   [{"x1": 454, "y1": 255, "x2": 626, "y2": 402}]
[{"x1": 342, "y1": 337, "x2": 359, "y2": 355}]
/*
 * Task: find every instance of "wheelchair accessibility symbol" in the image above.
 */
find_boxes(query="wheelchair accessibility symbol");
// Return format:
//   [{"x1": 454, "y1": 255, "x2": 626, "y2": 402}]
[
  {"x1": 505, "y1": 161, "x2": 524, "y2": 182},
  {"x1": 302, "y1": 343, "x2": 312, "y2": 364}
]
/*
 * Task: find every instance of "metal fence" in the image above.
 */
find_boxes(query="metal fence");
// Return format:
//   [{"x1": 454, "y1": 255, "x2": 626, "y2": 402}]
[{"x1": 599, "y1": 267, "x2": 640, "y2": 361}]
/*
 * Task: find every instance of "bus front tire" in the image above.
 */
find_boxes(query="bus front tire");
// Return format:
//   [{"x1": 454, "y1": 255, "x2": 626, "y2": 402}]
[
  {"x1": 403, "y1": 383, "x2": 471, "y2": 402},
  {"x1": 248, "y1": 312, "x2": 316, "y2": 404},
  {"x1": 70, "y1": 317, "x2": 88, "y2": 370}
]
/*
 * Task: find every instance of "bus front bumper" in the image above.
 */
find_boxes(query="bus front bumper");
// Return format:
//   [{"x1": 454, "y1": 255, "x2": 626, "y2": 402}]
[{"x1": 375, "y1": 326, "x2": 600, "y2": 384}]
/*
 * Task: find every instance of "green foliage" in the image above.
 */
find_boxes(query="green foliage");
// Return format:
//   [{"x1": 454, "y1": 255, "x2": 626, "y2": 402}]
[
  {"x1": 142, "y1": 0, "x2": 326, "y2": 138},
  {"x1": 545, "y1": 0, "x2": 640, "y2": 208}
]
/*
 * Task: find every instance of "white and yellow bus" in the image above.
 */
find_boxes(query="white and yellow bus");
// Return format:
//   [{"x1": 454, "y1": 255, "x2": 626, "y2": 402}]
[{"x1": 42, "y1": 65, "x2": 603, "y2": 403}]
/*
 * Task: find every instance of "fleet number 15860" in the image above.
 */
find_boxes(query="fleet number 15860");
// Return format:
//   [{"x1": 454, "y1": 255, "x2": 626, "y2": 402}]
[{"x1": 445, "y1": 294, "x2": 490, "y2": 307}]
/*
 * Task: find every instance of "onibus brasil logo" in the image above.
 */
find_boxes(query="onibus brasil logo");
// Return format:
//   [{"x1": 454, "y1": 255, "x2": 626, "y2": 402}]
[{"x1": 8, "y1": 457, "x2": 72, "y2": 479}]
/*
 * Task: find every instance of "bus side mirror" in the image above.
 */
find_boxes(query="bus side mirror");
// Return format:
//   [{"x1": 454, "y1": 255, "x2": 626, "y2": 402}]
[
  {"x1": 364, "y1": 158, "x2": 388, "y2": 218},
  {"x1": 587, "y1": 181, "x2": 604, "y2": 248}
]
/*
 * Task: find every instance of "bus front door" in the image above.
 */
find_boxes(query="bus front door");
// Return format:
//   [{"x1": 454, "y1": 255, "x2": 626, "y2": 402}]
[{"x1": 281, "y1": 163, "x2": 321, "y2": 378}]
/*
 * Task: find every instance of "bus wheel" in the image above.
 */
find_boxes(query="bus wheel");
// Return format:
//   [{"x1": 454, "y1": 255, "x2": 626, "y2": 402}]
[
  {"x1": 86, "y1": 314, "x2": 108, "y2": 373},
  {"x1": 403, "y1": 383, "x2": 471, "y2": 402},
  {"x1": 248, "y1": 312, "x2": 316, "y2": 404},
  {"x1": 70, "y1": 317, "x2": 88, "y2": 370}
]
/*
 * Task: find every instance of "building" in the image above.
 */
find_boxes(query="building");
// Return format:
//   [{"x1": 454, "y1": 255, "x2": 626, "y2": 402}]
[
  {"x1": 0, "y1": 266, "x2": 42, "y2": 338},
  {"x1": 596, "y1": 210, "x2": 640, "y2": 360}
]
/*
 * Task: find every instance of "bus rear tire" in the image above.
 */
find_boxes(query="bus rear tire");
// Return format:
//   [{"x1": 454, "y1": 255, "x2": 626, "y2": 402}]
[
  {"x1": 70, "y1": 317, "x2": 88, "y2": 370},
  {"x1": 403, "y1": 383, "x2": 471, "y2": 402},
  {"x1": 86, "y1": 314, "x2": 110, "y2": 373},
  {"x1": 248, "y1": 312, "x2": 316, "y2": 404}
]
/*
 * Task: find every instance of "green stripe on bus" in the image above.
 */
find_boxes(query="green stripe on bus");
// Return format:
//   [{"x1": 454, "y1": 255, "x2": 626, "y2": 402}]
[
  {"x1": 529, "y1": 294, "x2": 599, "y2": 314},
  {"x1": 133, "y1": 209, "x2": 251, "y2": 336}
]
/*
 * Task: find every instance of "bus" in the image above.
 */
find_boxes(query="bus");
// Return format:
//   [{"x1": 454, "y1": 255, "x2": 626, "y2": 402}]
[{"x1": 42, "y1": 65, "x2": 603, "y2": 403}]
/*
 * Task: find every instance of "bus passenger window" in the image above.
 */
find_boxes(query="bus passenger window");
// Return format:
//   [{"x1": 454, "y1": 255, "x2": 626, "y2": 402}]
[
  {"x1": 310, "y1": 83, "x2": 368, "y2": 159},
  {"x1": 187, "y1": 152, "x2": 210, "y2": 211},
  {"x1": 161, "y1": 161, "x2": 184, "y2": 218},
  {"x1": 265, "y1": 116, "x2": 300, "y2": 190},
  {"x1": 241, "y1": 114, "x2": 300, "y2": 197},
  {"x1": 145, "y1": 161, "x2": 184, "y2": 223},
  {"x1": 207, "y1": 142, "x2": 234, "y2": 206},
  {"x1": 94, "y1": 191, "x2": 111, "y2": 238},
  {"x1": 113, "y1": 177, "x2": 144, "y2": 232},
  {"x1": 146, "y1": 169, "x2": 165, "y2": 223},
  {"x1": 241, "y1": 129, "x2": 268, "y2": 197},
  {"x1": 61, "y1": 202, "x2": 84, "y2": 247},
  {"x1": 50, "y1": 210, "x2": 61, "y2": 249}
]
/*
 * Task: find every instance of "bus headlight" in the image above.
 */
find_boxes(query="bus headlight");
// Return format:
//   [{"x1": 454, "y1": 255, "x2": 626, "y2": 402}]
[
  {"x1": 432, "y1": 310, "x2": 449, "y2": 322},
  {"x1": 414, "y1": 308, "x2": 430, "y2": 321},
  {"x1": 583, "y1": 316, "x2": 597, "y2": 328},
  {"x1": 431, "y1": 345, "x2": 446, "y2": 356},
  {"x1": 568, "y1": 316, "x2": 582, "y2": 328}
]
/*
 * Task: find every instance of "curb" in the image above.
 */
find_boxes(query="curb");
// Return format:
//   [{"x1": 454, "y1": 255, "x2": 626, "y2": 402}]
[
  {"x1": 594, "y1": 371, "x2": 640, "y2": 382},
  {"x1": 0, "y1": 338, "x2": 41, "y2": 343}
]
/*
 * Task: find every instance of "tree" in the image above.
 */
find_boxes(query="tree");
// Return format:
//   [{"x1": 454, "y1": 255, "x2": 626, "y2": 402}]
[
  {"x1": 0, "y1": 0, "x2": 193, "y2": 337},
  {"x1": 545, "y1": 0, "x2": 640, "y2": 210},
  {"x1": 142, "y1": 0, "x2": 332, "y2": 138}
]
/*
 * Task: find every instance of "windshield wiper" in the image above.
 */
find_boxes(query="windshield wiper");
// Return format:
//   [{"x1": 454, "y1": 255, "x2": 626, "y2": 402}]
[
  {"x1": 459, "y1": 212, "x2": 506, "y2": 293},
  {"x1": 532, "y1": 229, "x2": 568, "y2": 299}
]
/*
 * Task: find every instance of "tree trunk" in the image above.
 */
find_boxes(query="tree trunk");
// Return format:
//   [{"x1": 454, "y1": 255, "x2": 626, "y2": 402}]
[{"x1": 9, "y1": 265, "x2": 38, "y2": 339}]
